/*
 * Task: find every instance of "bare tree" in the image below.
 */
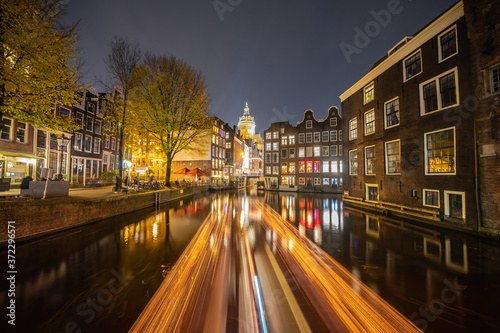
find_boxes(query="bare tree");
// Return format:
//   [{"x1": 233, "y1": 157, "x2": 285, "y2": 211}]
[
  {"x1": 104, "y1": 36, "x2": 141, "y2": 190},
  {"x1": 130, "y1": 54, "x2": 211, "y2": 185}
]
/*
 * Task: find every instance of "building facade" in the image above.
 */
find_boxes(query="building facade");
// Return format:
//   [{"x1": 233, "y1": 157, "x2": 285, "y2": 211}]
[
  {"x1": 340, "y1": 1, "x2": 478, "y2": 229},
  {"x1": 263, "y1": 106, "x2": 343, "y2": 192}
]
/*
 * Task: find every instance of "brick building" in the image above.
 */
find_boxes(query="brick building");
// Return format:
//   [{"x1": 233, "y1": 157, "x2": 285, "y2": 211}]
[
  {"x1": 340, "y1": 1, "x2": 479, "y2": 229},
  {"x1": 263, "y1": 106, "x2": 343, "y2": 192},
  {"x1": 463, "y1": 0, "x2": 500, "y2": 232}
]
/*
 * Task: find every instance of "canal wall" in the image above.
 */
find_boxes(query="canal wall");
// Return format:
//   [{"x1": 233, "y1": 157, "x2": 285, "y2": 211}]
[{"x1": 0, "y1": 186, "x2": 208, "y2": 246}]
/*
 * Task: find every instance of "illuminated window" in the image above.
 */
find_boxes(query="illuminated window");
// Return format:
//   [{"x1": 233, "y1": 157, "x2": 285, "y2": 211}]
[
  {"x1": 364, "y1": 110, "x2": 375, "y2": 135},
  {"x1": 298, "y1": 147, "x2": 305, "y2": 157},
  {"x1": 314, "y1": 146, "x2": 320, "y2": 156},
  {"x1": 265, "y1": 132, "x2": 271, "y2": 140},
  {"x1": 322, "y1": 146, "x2": 329, "y2": 156},
  {"x1": 289, "y1": 162, "x2": 295, "y2": 173},
  {"x1": 349, "y1": 150, "x2": 358, "y2": 175},
  {"x1": 273, "y1": 132, "x2": 279, "y2": 139},
  {"x1": 266, "y1": 143, "x2": 271, "y2": 151},
  {"x1": 299, "y1": 177, "x2": 305, "y2": 185},
  {"x1": 289, "y1": 135, "x2": 295, "y2": 144},
  {"x1": 364, "y1": 82, "x2": 374, "y2": 104},
  {"x1": 365, "y1": 146, "x2": 376, "y2": 175},
  {"x1": 323, "y1": 178, "x2": 330, "y2": 185},
  {"x1": 349, "y1": 118, "x2": 357, "y2": 140},
  {"x1": 306, "y1": 161, "x2": 313, "y2": 173},
  {"x1": 331, "y1": 161, "x2": 338, "y2": 173},
  {"x1": 323, "y1": 161, "x2": 329, "y2": 173},
  {"x1": 299, "y1": 161, "x2": 305, "y2": 173},
  {"x1": 314, "y1": 161, "x2": 320, "y2": 173},
  {"x1": 282, "y1": 162, "x2": 288, "y2": 174},
  {"x1": 273, "y1": 142, "x2": 279, "y2": 150},
  {"x1": 281, "y1": 136, "x2": 288, "y2": 145},
  {"x1": 306, "y1": 147, "x2": 312, "y2": 157},
  {"x1": 425, "y1": 128, "x2": 455, "y2": 175}
]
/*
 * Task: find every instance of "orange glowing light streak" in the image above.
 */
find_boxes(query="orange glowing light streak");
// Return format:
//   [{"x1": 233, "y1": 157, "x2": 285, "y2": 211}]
[
  {"x1": 129, "y1": 200, "x2": 233, "y2": 333},
  {"x1": 253, "y1": 199, "x2": 421, "y2": 333}
]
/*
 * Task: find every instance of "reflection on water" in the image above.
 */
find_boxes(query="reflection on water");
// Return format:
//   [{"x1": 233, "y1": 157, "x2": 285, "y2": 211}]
[
  {"x1": 260, "y1": 191, "x2": 500, "y2": 332},
  {"x1": 0, "y1": 194, "x2": 212, "y2": 333}
]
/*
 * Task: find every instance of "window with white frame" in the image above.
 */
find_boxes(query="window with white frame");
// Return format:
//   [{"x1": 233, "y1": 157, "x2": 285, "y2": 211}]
[
  {"x1": 339, "y1": 145, "x2": 343, "y2": 156},
  {"x1": 298, "y1": 133, "x2": 305, "y2": 144},
  {"x1": 281, "y1": 136, "x2": 288, "y2": 145},
  {"x1": 322, "y1": 146, "x2": 329, "y2": 156},
  {"x1": 104, "y1": 135, "x2": 110, "y2": 149},
  {"x1": 364, "y1": 110, "x2": 375, "y2": 135},
  {"x1": 314, "y1": 146, "x2": 320, "y2": 156},
  {"x1": 314, "y1": 178, "x2": 321, "y2": 185},
  {"x1": 289, "y1": 135, "x2": 295, "y2": 144},
  {"x1": 330, "y1": 145, "x2": 338, "y2": 156},
  {"x1": 364, "y1": 82, "x2": 374, "y2": 104},
  {"x1": 306, "y1": 133, "x2": 312, "y2": 143},
  {"x1": 111, "y1": 137, "x2": 116, "y2": 150},
  {"x1": 330, "y1": 130, "x2": 337, "y2": 141},
  {"x1": 306, "y1": 120, "x2": 312, "y2": 129},
  {"x1": 330, "y1": 118, "x2": 337, "y2": 127},
  {"x1": 404, "y1": 50, "x2": 422, "y2": 81},
  {"x1": 331, "y1": 161, "x2": 338, "y2": 173},
  {"x1": 366, "y1": 184, "x2": 379, "y2": 201},
  {"x1": 265, "y1": 166, "x2": 271, "y2": 174},
  {"x1": 425, "y1": 127, "x2": 455, "y2": 175},
  {"x1": 349, "y1": 150, "x2": 358, "y2": 175},
  {"x1": 322, "y1": 131, "x2": 329, "y2": 142},
  {"x1": 272, "y1": 166, "x2": 279, "y2": 175},
  {"x1": 323, "y1": 161, "x2": 329, "y2": 173},
  {"x1": 84, "y1": 135, "x2": 92, "y2": 152},
  {"x1": 444, "y1": 191, "x2": 465, "y2": 219},
  {"x1": 438, "y1": 25, "x2": 457, "y2": 62},
  {"x1": 95, "y1": 120, "x2": 102, "y2": 135},
  {"x1": 76, "y1": 112, "x2": 84, "y2": 129},
  {"x1": 86, "y1": 116, "x2": 94, "y2": 132},
  {"x1": 323, "y1": 178, "x2": 330, "y2": 185},
  {"x1": 16, "y1": 121, "x2": 27, "y2": 143},
  {"x1": 349, "y1": 118, "x2": 357, "y2": 140},
  {"x1": 272, "y1": 152, "x2": 279, "y2": 163},
  {"x1": 282, "y1": 162, "x2": 288, "y2": 174},
  {"x1": 273, "y1": 142, "x2": 279, "y2": 151},
  {"x1": 384, "y1": 97, "x2": 400, "y2": 129},
  {"x1": 280, "y1": 128, "x2": 285, "y2": 134},
  {"x1": 339, "y1": 130, "x2": 342, "y2": 141},
  {"x1": 74, "y1": 133, "x2": 83, "y2": 151},
  {"x1": 94, "y1": 138, "x2": 101, "y2": 154},
  {"x1": 299, "y1": 147, "x2": 305, "y2": 157},
  {"x1": 265, "y1": 143, "x2": 271, "y2": 151},
  {"x1": 289, "y1": 162, "x2": 295, "y2": 173},
  {"x1": 265, "y1": 153, "x2": 271, "y2": 163},
  {"x1": 265, "y1": 132, "x2": 271, "y2": 140},
  {"x1": 423, "y1": 189, "x2": 439, "y2": 208},
  {"x1": 281, "y1": 148, "x2": 287, "y2": 159},
  {"x1": 306, "y1": 147, "x2": 312, "y2": 157},
  {"x1": 385, "y1": 140, "x2": 401, "y2": 174},
  {"x1": 37, "y1": 130, "x2": 46, "y2": 148},
  {"x1": 420, "y1": 68, "x2": 458, "y2": 115},
  {"x1": 339, "y1": 160, "x2": 343, "y2": 173},
  {"x1": 0, "y1": 117, "x2": 12, "y2": 140},
  {"x1": 365, "y1": 146, "x2": 376, "y2": 175},
  {"x1": 289, "y1": 148, "x2": 295, "y2": 158},
  {"x1": 273, "y1": 132, "x2": 279, "y2": 139},
  {"x1": 299, "y1": 177, "x2": 305, "y2": 185},
  {"x1": 314, "y1": 132, "x2": 320, "y2": 142},
  {"x1": 60, "y1": 106, "x2": 71, "y2": 118}
]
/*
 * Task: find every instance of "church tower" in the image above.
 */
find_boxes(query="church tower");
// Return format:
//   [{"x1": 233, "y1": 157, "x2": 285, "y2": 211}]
[{"x1": 237, "y1": 102, "x2": 256, "y2": 140}]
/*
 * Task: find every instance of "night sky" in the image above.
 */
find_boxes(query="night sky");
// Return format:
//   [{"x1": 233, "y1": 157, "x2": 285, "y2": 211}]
[{"x1": 66, "y1": 0, "x2": 457, "y2": 135}]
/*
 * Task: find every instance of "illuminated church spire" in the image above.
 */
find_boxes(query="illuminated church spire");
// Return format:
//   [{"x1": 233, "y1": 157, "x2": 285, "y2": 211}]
[{"x1": 237, "y1": 102, "x2": 256, "y2": 140}]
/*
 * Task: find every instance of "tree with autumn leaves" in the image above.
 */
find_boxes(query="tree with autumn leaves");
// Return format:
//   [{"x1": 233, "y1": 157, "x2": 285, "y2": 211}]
[{"x1": 1, "y1": 0, "x2": 82, "y2": 132}]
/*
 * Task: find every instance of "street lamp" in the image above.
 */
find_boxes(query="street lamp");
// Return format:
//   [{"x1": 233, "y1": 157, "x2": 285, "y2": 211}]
[{"x1": 56, "y1": 137, "x2": 69, "y2": 180}]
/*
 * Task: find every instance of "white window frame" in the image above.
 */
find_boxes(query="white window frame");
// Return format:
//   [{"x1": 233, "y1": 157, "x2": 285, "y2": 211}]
[
  {"x1": 289, "y1": 148, "x2": 295, "y2": 158},
  {"x1": 84, "y1": 135, "x2": 92, "y2": 153},
  {"x1": 384, "y1": 97, "x2": 400, "y2": 129},
  {"x1": 438, "y1": 25, "x2": 458, "y2": 63},
  {"x1": 363, "y1": 82, "x2": 374, "y2": 105},
  {"x1": 488, "y1": 65, "x2": 500, "y2": 95},
  {"x1": 94, "y1": 119, "x2": 102, "y2": 135},
  {"x1": 289, "y1": 135, "x2": 295, "y2": 144},
  {"x1": 349, "y1": 149, "x2": 358, "y2": 175},
  {"x1": 265, "y1": 132, "x2": 271, "y2": 140},
  {"x1": 444, "y1": 190, "x2": 465, "y2": 220},
  {"x1": 306, "y1": 147, "x2": 312, "y2": 157},
  {"x1": 306, "y1": 133, "x2": 312, "y2": 143},
  {"x1": 86, "y1": 116, "x2": 94, "y2": 132},
  {"x1": 313, "y1": 146, "x2": 320, "y2": 157},
  {"x1": 424, "y1": 127, "x2": 456, "y2": 176},
  {"x1": 298, "y1": 147, "x2": 305, "y2": 157},
  {"x1": 364, "y1": 145, "x2": 376, "y2": 175},
  {"x1": 298, "y1": 133, "x2": 305, "y2": 144},
  {"x1": 314, "y1": 132, "x2": 320, "y2": 143},
  {"x1": 0, "y1": 117, "x2": 12, "y2": 141},
  {"x1": 330, "y1": 118, "x2": 337, "y2": 127},
  {"x1": 419, "y1": 67, "x2": 459, "y2": 116},
  {"x1": 16, "y1": 121, "x2": 27, "y2": 143},
  {"x1": 314, "y1": 178, "x2": 321, "y2": 186},
  {"x1": 76, "y1": 112, "x2": 84, "y2": 129},
  {"x1": 349, "y1": 118, "x2": 357, "y2": 141},
  {"x1": 385, "y1": 139, "x2": 401, "y2": 175},
  {"x1": 322, "y1": 146, "x2": 329, "y2": 156},
  {"x1": 323, "y1": 161, "x2": 329, "y2": 173},
  {"x1": 273, "y1": 132, "x2": 279, "y2": 139},
  {"x1": 365, "y1": 184, "x2": 379, "y2": 201},
  {"x1": 330, "y1": 145, "x2": 338, "y2": 156},
  {"x1": 94, "y1": 137, "x2": 101, "y2": 154},
  {"x1": 322, "y1": 131, "x2": 329, "y2": 142},
  {"x1": 330, "y1": 130, "x2": 337, "y2": 141},
  {"x1": 403, "y1": 49, "x2": 422, "y2": 82},
  {"x1": 423, "y1": 189, "x2": 440, "y2": 208},
  {"x1": 364, "y1": 109, "x2": 375, "y2": 136},
  {"x1": 74, "y1": 133, "x2": 83, "y2": 151},
  {"x1": 306, "y1": 120, "x2": 312, "y2": 129}
]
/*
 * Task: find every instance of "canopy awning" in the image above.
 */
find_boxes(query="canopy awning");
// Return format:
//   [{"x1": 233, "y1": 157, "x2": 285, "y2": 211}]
[{"x1": 0, "y1": 150, "x2": 40, "y2": 159}]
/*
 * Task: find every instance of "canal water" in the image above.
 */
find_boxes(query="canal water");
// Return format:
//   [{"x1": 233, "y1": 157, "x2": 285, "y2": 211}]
[{"x1": 2, "y1": 189, "x2": 499, "y2": 332}]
